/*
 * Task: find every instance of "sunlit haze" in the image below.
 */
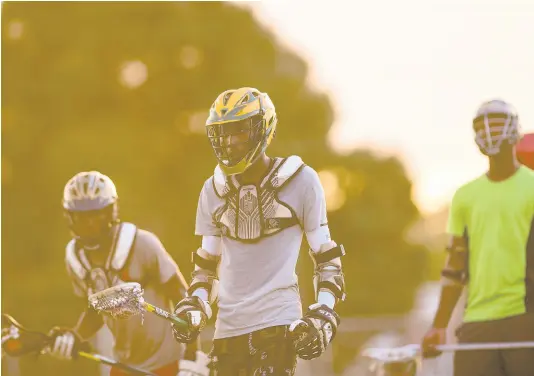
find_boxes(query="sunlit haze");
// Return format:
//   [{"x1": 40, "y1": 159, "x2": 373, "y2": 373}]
[{"x1": 241, "y1": 0, "x2": 534, "y2": 214}]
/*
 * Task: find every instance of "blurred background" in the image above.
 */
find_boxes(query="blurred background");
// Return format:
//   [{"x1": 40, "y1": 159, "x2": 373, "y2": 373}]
[{"x1": 2, "y1": 1, "x2": 533, "y2": 375}]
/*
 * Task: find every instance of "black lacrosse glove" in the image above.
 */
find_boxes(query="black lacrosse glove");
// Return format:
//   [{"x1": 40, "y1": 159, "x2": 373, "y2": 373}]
[
  {"x1": 172, "y1": 297, "x2": 212, "y2": 344},
  {"x1": 289, "y1": 303, "x2": 340, "y2": 360},
  {"x1": 1, "y1": 327, "x2": 46, "y2": 357},
  {"x1": 2, "y1": 313, "x2": 49, "y2": 357}
]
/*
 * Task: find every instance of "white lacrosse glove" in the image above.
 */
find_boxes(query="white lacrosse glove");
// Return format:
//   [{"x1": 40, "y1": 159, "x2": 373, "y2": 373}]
[
  {"x1": 177, "y1": 350, "x2": 210, "y2": 376},
  {"x1": 172, "y1": 297, "x2": 212, "y2": 344},
  {"x1": 46, "y1": 327, "x2": 86, "y2": 360},
  {"x1": 289, "y1": 303, "x2": 340, "y2": 360}
]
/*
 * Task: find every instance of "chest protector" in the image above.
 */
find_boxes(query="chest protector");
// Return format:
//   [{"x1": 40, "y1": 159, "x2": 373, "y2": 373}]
[
  {"x1": 65, "y1": 222, "x2": 138, "y2": 295},
  {"x1": 212, "y1": 156, "x2": 305, "y2": 243}
]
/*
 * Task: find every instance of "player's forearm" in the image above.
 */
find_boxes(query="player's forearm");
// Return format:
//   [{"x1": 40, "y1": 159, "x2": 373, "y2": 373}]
[
  {"x1": 74, "y1": 308, "x2": 104, "y2": 340},
  {"x1": 162, "y1": 274, "x2": 190, "y2": 304},
  {"x1": 317, "y1": 291, "x2": 336, "y2": 309},
  {"x1": 432, "y1": 284, "x2": 464, "y2": 328},
  {"x1": 310, "y1": 241, "x2": 347, "y2": 307},
  {"x1": 188, "y1": 247, "x2": 220, "y2": 306},
  {"x1": 432, "y1": 246, "x2": 467, "y2": 328}
]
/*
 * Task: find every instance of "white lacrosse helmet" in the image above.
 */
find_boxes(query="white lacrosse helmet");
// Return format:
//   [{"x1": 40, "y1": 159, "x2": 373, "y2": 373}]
[
  {"x1": 473, "y1": 99, "x2": 521, "y2": 156},
  {"x1": 62, "y1": 171, "x2": 119, "y2": 248}
]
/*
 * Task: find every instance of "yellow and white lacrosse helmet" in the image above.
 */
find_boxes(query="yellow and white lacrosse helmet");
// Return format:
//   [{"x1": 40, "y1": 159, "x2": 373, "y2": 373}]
[{"x1": 205, "y1": 87, "x2": 278, "y2": 176}]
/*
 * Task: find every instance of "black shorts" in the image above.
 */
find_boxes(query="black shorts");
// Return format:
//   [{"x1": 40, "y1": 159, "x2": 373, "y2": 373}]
[
  {"x1": 454, "y1": 313, "x2": 534, "y2": 376},
  {"x1": 208, "y1": 325, "x2": 297, "y2": 376}
]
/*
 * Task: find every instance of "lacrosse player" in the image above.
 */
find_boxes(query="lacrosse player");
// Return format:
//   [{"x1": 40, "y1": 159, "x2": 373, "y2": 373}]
[
  {"x1": 48, "y1": 171, "x2": 209, "y2": 376},
  {"x1": 170, "y1": 87, "x2": 347, "y2": 375},
  {"x1": 421, "y1": 100, "x2": 534, "y2": 376}
]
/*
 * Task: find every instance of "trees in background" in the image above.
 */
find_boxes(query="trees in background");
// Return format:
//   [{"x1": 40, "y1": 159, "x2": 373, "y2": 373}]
[{"x1": 2, "y1": 3, "x2": 428, "y2": 374}]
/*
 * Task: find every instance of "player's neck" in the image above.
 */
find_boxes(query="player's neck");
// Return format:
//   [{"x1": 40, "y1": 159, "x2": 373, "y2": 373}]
[
  {"x1": 86, "y1": 247, "x2": 109, "y2": 264},
  {"x1": 81, "y1": 226, "x2": 117, "y2": 265},
  {"x1": 236, "y1": 154, "x2": 273, "y2": 186},
  {"x1": 487, "y1": 151, "x2": 520, "y2": 182}
]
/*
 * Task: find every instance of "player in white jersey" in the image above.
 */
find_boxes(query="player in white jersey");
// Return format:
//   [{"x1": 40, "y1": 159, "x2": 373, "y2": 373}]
[
  {"x1": 170, "y1": 87, "x2": 347, "y2": 375},
  {"x1": 47, "y1": 171, "x2": 209, "y2": 376}
]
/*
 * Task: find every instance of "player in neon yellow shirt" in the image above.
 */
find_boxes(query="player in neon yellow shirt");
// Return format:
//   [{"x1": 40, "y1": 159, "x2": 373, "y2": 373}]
[{"x1": 421, "y1": 99, "x2": 534, "y2": 376}]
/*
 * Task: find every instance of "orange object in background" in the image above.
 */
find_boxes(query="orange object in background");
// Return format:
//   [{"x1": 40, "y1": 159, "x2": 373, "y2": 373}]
[{"x1": 518, "y1": 133, "x2": 534, "y2": 169}]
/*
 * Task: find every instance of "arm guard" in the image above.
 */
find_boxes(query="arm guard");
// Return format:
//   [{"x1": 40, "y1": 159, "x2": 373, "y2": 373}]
[
  {"x1": 440, "y1": 241, "x2": 468, "y2": 286},
  {"x1": 309, "y1": 243, "x2": 346, "y2": 303},
  {"x1": 188, "y1": 248, "x2": 220, "y2": 305}
]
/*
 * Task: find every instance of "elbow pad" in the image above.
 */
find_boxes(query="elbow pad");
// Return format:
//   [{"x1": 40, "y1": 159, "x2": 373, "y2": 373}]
[
  {"x1": 440, "y1": 268, "x2": 467, "y2": 285},
  {"x1": 441, "y1": 243, "x2": 468, "y2": 285},
  {"x1": 188, "y1": 248, "x2": 220, "y2": 305},
  {"x1": 309, "y1": 243, "x2": 347, "y2": 303}
]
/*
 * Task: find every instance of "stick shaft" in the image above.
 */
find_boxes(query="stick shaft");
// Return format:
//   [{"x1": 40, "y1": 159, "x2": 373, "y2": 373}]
[
  {"x1": 437, "y1": 341, "x2": 534, "y2": 352},
  {"x1": 78, "y1": 352, "x2": 157, "y2": 375},
  {"x1": 142, "y1": 302, "x2": 188, "y2": 328},
  {"x1": 363, "y1": 341, "x2": 534, "y2": 361}
]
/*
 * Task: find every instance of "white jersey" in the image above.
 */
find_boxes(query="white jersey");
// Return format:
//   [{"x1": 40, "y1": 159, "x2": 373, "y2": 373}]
[
  {"x1": 65, "y1": 223, "x2": 184, "y2": 370},
  {"x1": 195, "y1": 156, "x2": 329, "y2": 339}
]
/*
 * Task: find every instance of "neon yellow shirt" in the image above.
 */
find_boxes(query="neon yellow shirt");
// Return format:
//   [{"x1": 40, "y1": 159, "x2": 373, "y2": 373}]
[{"x1": 447, "y1": 166, "x2": 534, "y2": 322}]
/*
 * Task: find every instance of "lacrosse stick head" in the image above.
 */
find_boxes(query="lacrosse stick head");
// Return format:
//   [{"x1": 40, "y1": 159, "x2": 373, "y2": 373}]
[
  {"x1": 362, "y1": 345, "x2": 420, "y2": 376},
  {"x1": 88, "y1": 282, "x2": 146, "y2": 320}
]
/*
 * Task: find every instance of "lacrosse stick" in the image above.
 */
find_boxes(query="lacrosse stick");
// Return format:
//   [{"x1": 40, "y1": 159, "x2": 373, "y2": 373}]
[
  {"x1": 88, "y1": 282, "x2": 188, "y2": 329},
  {"x1": 1, "y1": 313, "x2": 156, "y2": 375},
  {"x1": 363, "y1": 341, "x2": 534, "y2": 361},
  {"x1": 362, "y1": 342, "x2": 534, "y2": 376}
]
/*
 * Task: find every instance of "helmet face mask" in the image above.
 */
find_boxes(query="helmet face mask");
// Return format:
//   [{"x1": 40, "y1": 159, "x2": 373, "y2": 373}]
[
  {"x1": 473, "y1": 99, "x2": 521, "y2": 156},
  {"x1": 207, "y1": 115, "x2": 264, "y2": 168},
  {"x1": 64, "y1": 204, "x2": 117, "y2": 249},
  {"x1": 62, "y1": 171, "x2": 119, "y2": 249},
  {"x1": 206, "y1": 87, "x2": 277, "y2": 176}
]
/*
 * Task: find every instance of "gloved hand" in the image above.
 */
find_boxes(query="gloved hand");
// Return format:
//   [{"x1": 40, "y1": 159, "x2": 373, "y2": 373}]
[
  {"x1": 177, "y1": 350, "x2": 210, "y2": 376},
  {"x1": 46, "y1": 327, "x2": 88, "y2": 360},
  {"x1": 172, "y1": 297, "x2": 212, "y2": 344},
  {"x1": 289, "y1": 303, "x2": 340, "y2": 360}
]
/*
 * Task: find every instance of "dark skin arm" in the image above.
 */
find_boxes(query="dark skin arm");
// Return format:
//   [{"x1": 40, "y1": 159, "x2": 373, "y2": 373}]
[
  {"x1": 422, "y1": 235, "x2": 467, "y2": 358},
  {"x1": 73, "y1": 306, "x2": 104, "y2": 341},
  {"x1": 432, "y1": 236, "x2": 467, "y2": 329},
  {"x1": 161, "y1": 273, "x2": 201, "y2": 359}
]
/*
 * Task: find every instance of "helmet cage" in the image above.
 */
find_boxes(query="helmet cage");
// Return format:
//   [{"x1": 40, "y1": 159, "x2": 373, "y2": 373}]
[
  {"x1": 206, "y1": 114, "x2": 265, "y2": 168},
  {"x1": 64, "y1": 203, "x2": 118, "y2": 249}
]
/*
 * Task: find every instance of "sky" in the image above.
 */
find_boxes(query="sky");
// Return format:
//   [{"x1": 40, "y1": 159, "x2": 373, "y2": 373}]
[{"x1": 241, "y1": 0, "x2": 534, "y2": 214}]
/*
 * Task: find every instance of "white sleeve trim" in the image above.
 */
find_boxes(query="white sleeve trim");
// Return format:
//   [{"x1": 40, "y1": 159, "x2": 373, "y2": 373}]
[
  {"x1": 201, "y1": 235, "x2": 222, "y2": 256},
  {"x1": 306, "y1": 225, "x2": 332, "y2": 252}
]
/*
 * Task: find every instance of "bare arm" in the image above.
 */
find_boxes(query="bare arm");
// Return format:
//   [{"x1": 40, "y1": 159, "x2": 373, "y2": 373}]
[
  {"x1": 161, "y1": 270, "x2": 189, "y2": 304},
  {"x1": 73, "y1": 307, "x2": 104, "y2": 340},
  {"x1": 432, "y1": 235, "x2": 468, "y2": 328}
]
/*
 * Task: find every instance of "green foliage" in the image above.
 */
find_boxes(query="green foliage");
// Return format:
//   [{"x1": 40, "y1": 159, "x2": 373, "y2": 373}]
[{"x1": 2, "y1": 2, "x2": 429, "y2": 374}]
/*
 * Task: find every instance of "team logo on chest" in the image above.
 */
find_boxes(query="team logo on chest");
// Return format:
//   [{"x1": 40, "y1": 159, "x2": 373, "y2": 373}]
[{"x1": 241, "y1": 188, "x2": 258, "y2": 216}]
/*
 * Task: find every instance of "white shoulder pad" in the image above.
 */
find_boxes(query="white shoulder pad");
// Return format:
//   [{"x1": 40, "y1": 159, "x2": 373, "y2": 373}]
[
  {"x1": 65, "y1": 239, "x2": 86, "y2": 281},
  {"x1": 271, "y1": 155, "x2": 304, "y2": 189},
  {"x1": 111, "y1": 222, "x2": 137, "y2": 271},
  {"x1": 213, "y1": 165, "x2": 231, "y2": 197}
]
